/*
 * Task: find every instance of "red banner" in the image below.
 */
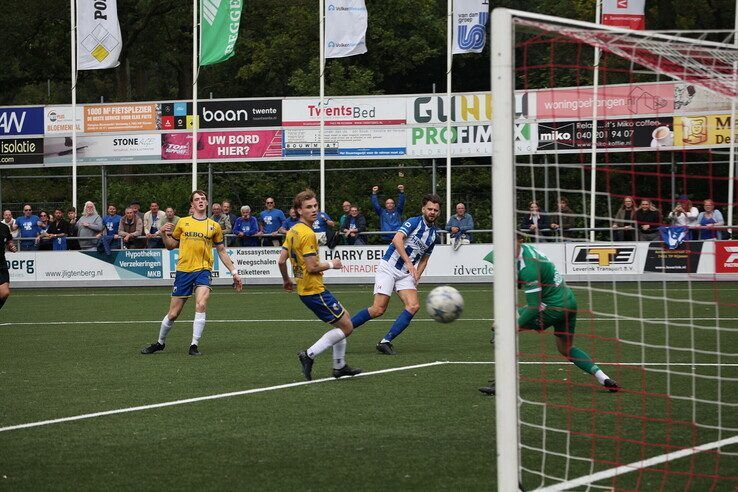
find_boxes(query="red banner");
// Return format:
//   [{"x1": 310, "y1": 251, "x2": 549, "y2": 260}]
[
  {"x1": 715, "y1": 241, "x2": 738, "y2": 273},
  {"x1": 602, "y1": 0, "x2": 645, "y2": 30},
  {"x1": 161, "y1": 131, "x2": 283, "y2": 160}
]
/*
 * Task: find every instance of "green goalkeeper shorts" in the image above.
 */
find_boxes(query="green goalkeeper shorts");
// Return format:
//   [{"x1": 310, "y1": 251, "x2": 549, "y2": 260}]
[{"x1": 517, "y1": 294, "x2": 577, "y2": 339}]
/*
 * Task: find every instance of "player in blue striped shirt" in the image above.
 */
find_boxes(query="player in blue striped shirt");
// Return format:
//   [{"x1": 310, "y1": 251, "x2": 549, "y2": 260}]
[{"x1": 350, "y1": 194, "x2": 441, "y2": 354}]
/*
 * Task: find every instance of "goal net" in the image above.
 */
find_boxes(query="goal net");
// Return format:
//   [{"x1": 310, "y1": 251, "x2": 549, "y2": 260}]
[{"x1": 490, "y1": 9, "x2": 738, "y2": 491}]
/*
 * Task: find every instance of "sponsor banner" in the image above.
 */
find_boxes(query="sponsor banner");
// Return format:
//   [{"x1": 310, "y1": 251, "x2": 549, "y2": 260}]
[
  {"x1": 10, "y1": 250, "x2": 163, "y2": 281},
  {"x1": 0, "y1": 138, "x2": 44, "y2": 165},
  {"x1": 715, "y1": 241, "x2": 738, "y2": 273},
  {"x1": 324, "y1": 0, "x2": 368, "y2": 58},
  {"x1": 84, "y1": 103, "x2": 160, "y2": 133},
  {"x1": 537, "y1": 118, "x2": 673, "y2": 151},
  {"x1": 160, "y1": 101, "x2": 195, "y2": 130},
  {"x1": 198, "y1": 100, "x2": 281, "y2": 129},
  {"x1": 674, "y1": 83, "x2": 732, "y2": 114},
  {"x1": 673, "y1": 114, "x2": 736, "y2": 147},
  {"x1": 452, "y1": 0, "x2": 489, "y2": 54},
  {"x1": 408, "y1": 92, "x2": 534, "y2": 124},
  {"x1": 283, "y1": 98, "x2": 405, "y2": 126},
  {"x1": 76, "y1": 0, "x2": 122, "y2": 69},
  {"x1": 214, "y1": 247, "x2": 281, "y2": 279},
  {"x1": 5, "y1": 253, "x2": 36, "y2": 280},
  {"x1": 644, "y1": 241, "x2": 703, "y2": 273},
  {"x1": 44, "y1": 106, "x2": 84, "y2": 135},
  {"x1": 406, "y1": 123, "x2": 536, "y2": 157},
  {"x1": 536, "y1": 83, "x2": 674, "y2": 120},
  {"x1": 44, "y1": 134, "x2": 161, "y2": 163},
  {"x1": 602, "y1": 0, "x2": 645, "y2": 30},
  {"x1": 282, "y1": 127, "x2": 405, "y2": 157},
  {"x1": 161, "y1": 130, "x2": 283, "y2": 160},
  {"x1": 0, "y1": 107, "x2": 44, "y2": 136},
  {"x1": 565, "y1": 242, "x2": 648, "y2": 274}
]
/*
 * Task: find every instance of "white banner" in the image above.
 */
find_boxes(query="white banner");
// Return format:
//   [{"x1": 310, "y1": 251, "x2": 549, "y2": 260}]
[
  {"x1": 44, "y1": 134, "x2": 161, "y2": 163},
  {"x1": 283, "y1": 97, "x2": 405, "y2": 126},
  {"x1": 602, "y1": 0, "x2": 645, "y2": 30},
  {"x1": 452, "y1": 0, "x2": 489, "y2": 54},
  {"x1": 565, "y1": 242, "x2": 648, "y2": 275},
  {"x1": 44, "y1": 106, "x2": 84, "y2": 135},
  {"x1": 325, "y1": 0, "x2": 368, "y2": 58},
  {"x1": 76, "y1": 0, "x2": 122, "y2": 70}
]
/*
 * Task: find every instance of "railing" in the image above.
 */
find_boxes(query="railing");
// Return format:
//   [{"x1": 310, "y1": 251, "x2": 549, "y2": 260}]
[{"x1": 8, "y1": 224, "x2": 733, "y2": 251}]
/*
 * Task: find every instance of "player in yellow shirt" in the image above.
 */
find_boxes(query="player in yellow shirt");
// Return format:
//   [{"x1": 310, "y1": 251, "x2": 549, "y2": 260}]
[
  {"x1": 278, "y1": 189, "x2": 362, "y2": 380},
  {"x1": 140, "y1": 190, "x2": 243, "y2": 356}
]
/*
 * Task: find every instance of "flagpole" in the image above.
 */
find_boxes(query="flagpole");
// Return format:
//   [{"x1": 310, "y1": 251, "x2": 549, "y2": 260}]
[
  {"x1": 588, "y1": 0, "x2": 602, "y2": 241},
  {"x1": 70, "y1": 0, "x2": 78, "y2": 211},
  {"x1": 319, "y1": 0, "x2": 326, "y2": 212},
  {"x1": 192, "y1": 0, "x2": 199, "y2": 192},
  {"x1": 446, "y1": 0, "x2": 453, "y2": 230}
]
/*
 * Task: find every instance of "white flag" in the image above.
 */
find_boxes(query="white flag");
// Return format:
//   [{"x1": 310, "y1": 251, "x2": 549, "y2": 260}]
[
  {"x1": 76, "y1": 0, "x2": 122, "y2": 70},
  {"x1": 325, "y1": 0, "x2": 368, "y2": 58},
  {"x1": 452, "y1": 0, "x2": 489, "y2": 54}
]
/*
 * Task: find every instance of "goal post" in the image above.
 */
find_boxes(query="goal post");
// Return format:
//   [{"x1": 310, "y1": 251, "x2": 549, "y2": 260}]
[
  {"x1": 491, "y1": 7, "x2": 521, "y2": 492},
  {"x1": 491, "y1": 7, "x2": 738, "y2": 491}
]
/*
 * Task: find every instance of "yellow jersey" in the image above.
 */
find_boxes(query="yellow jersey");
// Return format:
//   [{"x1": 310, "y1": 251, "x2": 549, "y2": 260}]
[
  {"x1": 283, "y1": 222, "x2": 325, "y2": 296},
  {"x1": 172, "y1": 216, "x2": 224, "y2": 272}
]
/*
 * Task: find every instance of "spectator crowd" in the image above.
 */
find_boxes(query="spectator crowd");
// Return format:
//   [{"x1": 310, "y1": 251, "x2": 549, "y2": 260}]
[
  {"x1": 1, "y1": 185, "x2": 482, "y2": 252},
  {"x1": 3, "y1": 189, "x2": 729, "y2": 252}
]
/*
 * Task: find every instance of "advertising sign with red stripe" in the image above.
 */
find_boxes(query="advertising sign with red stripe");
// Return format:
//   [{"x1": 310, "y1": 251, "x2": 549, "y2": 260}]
[
  {"x1": 537, "y1": 83, "x2": 674, "y2": 120},
  {"x1": 715, "y1": 241, "x2": 738, "y2": 273},
  {"x1": 161, "y1": 130, "x2": 283, "y2": 160},
  {"x1": 602, "y1": 0, "x2": 646, "y2": 30},
  {"x1": 283, "y1": 98, "x2": 406, "y2": 126}
]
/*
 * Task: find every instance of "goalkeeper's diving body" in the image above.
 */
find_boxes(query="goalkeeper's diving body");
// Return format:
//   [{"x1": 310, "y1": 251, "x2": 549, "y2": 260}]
[{"x1": 480, "y1": 238, "x2": 620, "y2": 395}]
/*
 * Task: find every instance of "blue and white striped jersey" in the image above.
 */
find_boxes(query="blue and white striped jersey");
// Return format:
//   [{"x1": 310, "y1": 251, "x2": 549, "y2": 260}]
[{"x1": 380, "y1": 216, "x2": 437, "y2": 273}]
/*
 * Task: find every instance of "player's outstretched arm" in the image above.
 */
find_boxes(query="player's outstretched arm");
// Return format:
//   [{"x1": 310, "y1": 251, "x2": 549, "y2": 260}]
[
  {"x1": 304, "y1": 254, "x2": 340, "y2": 274},
  {"x1": 216, "y1": 243, "x2": 242, "y2": 292},
  {"x1": 277, "y1": 248, "x2": 294, "y2": 292}
]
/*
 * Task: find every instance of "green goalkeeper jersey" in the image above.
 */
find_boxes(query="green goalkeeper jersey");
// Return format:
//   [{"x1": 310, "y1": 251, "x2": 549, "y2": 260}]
[{"x1": 484, "y1": 244, "x2": 575, "y2": 326}]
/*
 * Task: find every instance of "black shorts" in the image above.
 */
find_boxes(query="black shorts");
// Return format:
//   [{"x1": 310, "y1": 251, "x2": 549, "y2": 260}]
[{"x1": 0, "y1": 268, "x2": 9, "y2": 286}]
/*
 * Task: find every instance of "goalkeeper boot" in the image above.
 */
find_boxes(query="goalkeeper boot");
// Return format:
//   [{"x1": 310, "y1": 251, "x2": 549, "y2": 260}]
[
  {"x1": 604, "y1": 379, "x2": 621, "y2": 392},
  {"x1": 298, "y1": 351, "x2": 314, "y2": 381},
  {"x1": 188, "y1": 344, "x2": 202, "y2": 356},
  {"x1": 479, "y1": 381, "x2": 496, "y2": 396},
  {"x1": 140, "y1": 342, "x2": 165, "y2": 354},
  {"x1": 332, "y1": 365, "x2": 362, "y2": 378},
  {"x1": 376, "y1": 341, "x2": 396, "y2": 355}
]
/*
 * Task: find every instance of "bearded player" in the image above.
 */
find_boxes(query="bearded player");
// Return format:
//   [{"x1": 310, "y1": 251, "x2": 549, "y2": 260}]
[
  {"x1": 349, "y1": 193, "x2": 441, "y2": 355},
  {"x1": 140, "y1": 190, "x2": 243, "y2": 356},
  {"x1": 479, "y1": 237, "x2": 620, "y2": 395}
]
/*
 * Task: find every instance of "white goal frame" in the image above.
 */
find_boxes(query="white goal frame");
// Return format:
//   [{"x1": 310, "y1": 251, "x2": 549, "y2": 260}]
[{"x1": 491, "y1": 7, "x2": 738, "y2": 491}]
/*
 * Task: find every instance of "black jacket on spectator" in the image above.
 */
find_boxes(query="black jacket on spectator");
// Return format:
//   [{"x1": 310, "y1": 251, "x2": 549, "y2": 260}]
[
  {"x1": 635, "y1": 208, "x2": 662, "y2": 237},
  {"x1": 340, "y1": 214, "x2": 367, "y2": 245},
  {"x1": 520, "y1": 213, "x2": 550, "y2": 234}
]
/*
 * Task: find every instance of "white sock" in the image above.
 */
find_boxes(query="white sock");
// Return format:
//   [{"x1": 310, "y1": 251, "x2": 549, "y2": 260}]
[
  {"x1": 191, "y1": 312, "x2": 206, "y2": 346},
  {"x1": 594, "y1": 369, "x2": 609, "y2": 385},
  {"x1": 307, "y1": 328, "x2": 346, "y2": 359},
  {"x1": 332, "y1": 338, "x2": 347, "y2": 369},
  {"x1": 158, "y1": 316, "x2": 173, "y2": 345},
  {"x1": 380, "y1": 338, "x2": 390, "y2": 344}
]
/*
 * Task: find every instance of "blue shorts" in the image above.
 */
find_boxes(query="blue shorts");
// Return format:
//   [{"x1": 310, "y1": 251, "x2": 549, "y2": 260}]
[
  {"x1": 300, "y1": 290, "x2": 346, "y2": 324},
  {"x1": 172, "y1": 270, "x2": 212, "y2": 297}
]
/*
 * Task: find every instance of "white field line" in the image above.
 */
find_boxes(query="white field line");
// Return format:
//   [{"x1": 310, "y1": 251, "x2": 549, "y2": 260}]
[
  {"x1": 1, "y1": 360, "x2": 735, "y2": 435},
  {"x1": 2, "y1": 317, "x2": 737, "y2": 328},
  {"x1": 10, "y1": 286, "x2": 738, "y2": 298},
  {"x1": 0, "y1": 361, "x2": 447, "y2": 434},
  {"x1": 537, "y1": 434, "x2": 738, "y2": 492},
  {"x1": 447, "y1": 361, "x2": 738, "y2": 366}
]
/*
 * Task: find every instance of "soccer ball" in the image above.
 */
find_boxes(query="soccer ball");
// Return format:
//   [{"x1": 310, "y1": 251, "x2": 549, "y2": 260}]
[{"x1": 426, "y1": 286, "x2": 464, "y2": 323}]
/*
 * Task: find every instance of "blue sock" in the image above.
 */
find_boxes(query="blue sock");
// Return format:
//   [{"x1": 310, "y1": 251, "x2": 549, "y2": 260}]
[
  {"x1": 350, "y1": 308, "x2": 372, "y2": 329},
  {"x1": 384, "y1": 309, "x2": 415, "y2": 342}
]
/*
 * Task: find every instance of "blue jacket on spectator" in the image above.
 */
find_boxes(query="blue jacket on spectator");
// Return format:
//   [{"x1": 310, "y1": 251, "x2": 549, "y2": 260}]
[
  {"x1": 446, "y1": 213, "x2": 474, "y2": 241},
  {"x1": 283, "y1": 216, "x2": 300, "y2": 230},
  {"x1": 103, "y1": 214, "x2": 122, "y2": 237},
  {"x1": 233, "y1": 216, "x2": 260, "y2": 246},
  {"x1": 371, "y1": 192, "x2": 405, "y2": 241}
]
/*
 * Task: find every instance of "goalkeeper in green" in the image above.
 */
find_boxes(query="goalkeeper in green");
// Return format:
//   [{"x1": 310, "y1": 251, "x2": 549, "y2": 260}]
[{"x1": 480, "y1": 239, "x2": 620, "y2": 395}]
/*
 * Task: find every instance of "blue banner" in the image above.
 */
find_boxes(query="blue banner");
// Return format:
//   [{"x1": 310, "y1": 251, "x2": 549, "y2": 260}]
[
  {"x1": 0, "y1": 107, "x2": 44, "y2": 136},
  {"x1": 659, "y1": 226, "x2": 689, "y2": 250}
]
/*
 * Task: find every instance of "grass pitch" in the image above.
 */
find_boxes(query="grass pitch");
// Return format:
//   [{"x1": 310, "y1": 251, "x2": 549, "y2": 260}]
[{"x1": 0, "y1": 283, "x2": 736, "y2": 490}]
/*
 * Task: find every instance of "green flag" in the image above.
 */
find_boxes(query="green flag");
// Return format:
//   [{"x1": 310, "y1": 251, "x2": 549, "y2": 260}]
[{"x1": 199, "y1": 0, "x2": 243, "y2": 66}]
